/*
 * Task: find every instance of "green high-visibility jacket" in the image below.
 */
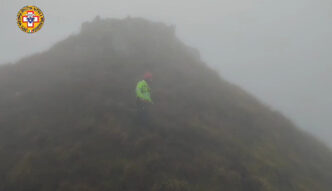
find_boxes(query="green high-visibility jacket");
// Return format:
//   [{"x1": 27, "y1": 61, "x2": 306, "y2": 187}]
[{"x1": 136, "y1": 80, "x2": 153, "y2": 103}]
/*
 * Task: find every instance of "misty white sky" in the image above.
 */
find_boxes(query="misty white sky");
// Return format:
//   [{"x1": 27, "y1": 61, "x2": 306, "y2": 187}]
[{"x1": 1, "y1": 0, "x2": 332, "y2": 146}]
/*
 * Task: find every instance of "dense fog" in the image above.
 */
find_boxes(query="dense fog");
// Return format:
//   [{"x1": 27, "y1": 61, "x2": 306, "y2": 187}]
[{"x1": 1, "y1": 0, "x2": 331, "y2": 148}]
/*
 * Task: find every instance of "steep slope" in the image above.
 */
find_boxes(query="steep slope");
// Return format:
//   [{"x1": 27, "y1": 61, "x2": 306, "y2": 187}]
[{"x1": 0, "y1": 17, "x2": 331, "y2": 191}]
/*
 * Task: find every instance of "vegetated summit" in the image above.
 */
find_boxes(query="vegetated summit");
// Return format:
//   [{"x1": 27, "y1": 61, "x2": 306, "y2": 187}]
[{"x1": 0, "y1": 17, "x2": 331, "y2": 191}]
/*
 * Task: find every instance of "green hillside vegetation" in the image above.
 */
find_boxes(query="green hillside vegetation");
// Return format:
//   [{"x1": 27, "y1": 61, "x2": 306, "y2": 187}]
[{"x1": 0, "y1": 17, "x2": 331, "y2": 191}]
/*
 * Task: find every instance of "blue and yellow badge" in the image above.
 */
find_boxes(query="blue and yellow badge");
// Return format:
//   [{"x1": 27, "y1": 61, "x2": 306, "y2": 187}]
[{"x1": 17, "y1": 6, "x2": 45, "y2": 33}]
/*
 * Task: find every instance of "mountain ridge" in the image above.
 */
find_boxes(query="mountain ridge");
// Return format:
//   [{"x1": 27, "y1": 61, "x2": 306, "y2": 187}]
[{"x1": 0, "y1": 17, "x2": 331, "y2": 191}]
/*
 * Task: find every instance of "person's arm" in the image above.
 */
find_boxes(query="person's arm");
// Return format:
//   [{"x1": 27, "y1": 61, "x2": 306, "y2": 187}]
[
  {"x1": 146, "y1": 95, "x2": 153, "y2": 103},
  {"x1": 145, "y1": 84, "x2": 153, "y2": 103}
]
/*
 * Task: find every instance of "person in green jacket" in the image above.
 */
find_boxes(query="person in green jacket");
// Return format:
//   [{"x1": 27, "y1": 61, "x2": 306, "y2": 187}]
[
  {"x1": 136, "y1": 72, "x2": 153, "y2": 123},
  {"x1": 136, "y1": 72, "x2": 153, "y2": 103}
]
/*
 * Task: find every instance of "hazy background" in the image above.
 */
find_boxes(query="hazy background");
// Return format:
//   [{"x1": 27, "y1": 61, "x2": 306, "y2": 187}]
[{"x1": 1, "y1": 0, "x2": 331, "y2": 146}]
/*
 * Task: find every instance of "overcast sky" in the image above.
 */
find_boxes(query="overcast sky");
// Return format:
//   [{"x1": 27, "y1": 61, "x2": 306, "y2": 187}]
[{"x1": 1, "y1": 0, "x2": 332, "y2": 146}]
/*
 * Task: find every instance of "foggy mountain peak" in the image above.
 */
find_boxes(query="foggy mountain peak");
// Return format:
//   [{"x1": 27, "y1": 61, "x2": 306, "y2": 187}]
[
  {"x1": 48, "y1": 17, "x2": 199, "y2": 62},
  {"x1": 0, "y1": 17, "x2": 332, "y2": 191}
]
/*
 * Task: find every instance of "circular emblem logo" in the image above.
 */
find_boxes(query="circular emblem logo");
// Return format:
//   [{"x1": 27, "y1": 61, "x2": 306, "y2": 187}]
[{"x1": 17, "y1": 5, "x2": 45, "y2": 33}]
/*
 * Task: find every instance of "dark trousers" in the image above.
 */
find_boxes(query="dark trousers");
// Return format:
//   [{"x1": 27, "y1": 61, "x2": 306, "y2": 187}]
[{"x1": 136, "y1": 98, "x2": 149, "y2": 125}]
